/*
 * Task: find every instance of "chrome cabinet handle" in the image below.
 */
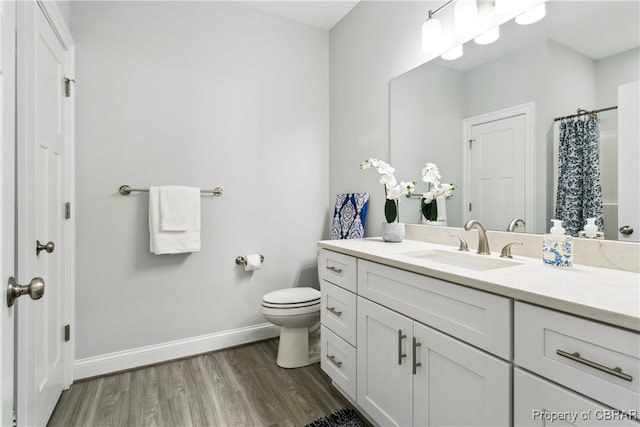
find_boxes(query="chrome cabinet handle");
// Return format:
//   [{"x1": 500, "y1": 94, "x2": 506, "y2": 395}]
[
  {"x1": 326, "y1": 306, "x2": 343, "y2": 316},
  {"x1": 412, "y1": 337, "x2": 422, "y2": 374},
  {"x1": 326, "y1": 266, "x2": 343, "y2": 274},
  {"x1": 398, "y1": 330, "x2": 407, "y2": 365},
  {"x1": 326, "y1": 354, "x2": 342, "y2": 368},
  {"x1": 556, "y1": 350, "x2": 633, "y2": 382}
]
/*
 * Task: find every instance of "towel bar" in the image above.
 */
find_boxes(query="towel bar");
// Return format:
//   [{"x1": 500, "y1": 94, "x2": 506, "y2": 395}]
[
  {"x1": 235, "y1": 255, "x2": 264, "y2": 265},
  {"x1": 119, "y1": 185, "x2": 223, "y2": 197}
]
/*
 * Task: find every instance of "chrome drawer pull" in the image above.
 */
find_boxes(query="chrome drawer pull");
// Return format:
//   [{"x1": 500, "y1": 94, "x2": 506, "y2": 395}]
[
  {"x1": 326, "y1": 306, "x2": 343, "y2": 316},
  {"x1": 326, "y1": 354, "x2": 342, "y2": 368},
  {"x1": 556, "y1": 350, "x2": 633, "y2": 382},
  {"x1": 412, "y1": 337, "x2": 422, "y2": 375},
  {"x1": 398, "y1": 330, "x2": 407, "y2": 365},
  {"x1": 326, "y1": 266, "x2": 343, "y2": 274}
]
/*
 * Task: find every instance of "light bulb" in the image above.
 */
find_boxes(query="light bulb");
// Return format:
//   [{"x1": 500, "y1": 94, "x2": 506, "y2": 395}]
[
  {"x1": 441, "y1": 45, "x2": 464, "y2": 61},
  {"x1": 515, "y1": 3, "x2": 546, "y2": 25},
  {"x1": 474, "y1": 26, "x2": 500, "y2": 45},
  {"x1": 422, "y1": 18, "x2": 443, "y2": 53},
  {"x1": 454, "y1": 0, "x2": 479, "y2": 36}
]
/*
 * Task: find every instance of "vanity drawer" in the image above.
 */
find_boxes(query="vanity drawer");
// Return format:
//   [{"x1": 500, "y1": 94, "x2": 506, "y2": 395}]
[
  {"x1": 515, "y1": 302, "x2": 640, "y2": 413},
  {"x1": 321, "y1": 326, "x2": 356, "y2": 401},
  {"x1": 514, "y1": 368, "x2": 640, "y2": 426},
  {"x1": 318, "y1": 249, "x2": 357, "y2": 292},
  {"x1": 321, "y1": 280, "x2": 357, "y2": 346},
  {"x1": 357, "y1": 259, "x2": 511, "y2": 359}
]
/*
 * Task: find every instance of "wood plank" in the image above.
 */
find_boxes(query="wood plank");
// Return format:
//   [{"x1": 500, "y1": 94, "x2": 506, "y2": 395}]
[{"x1": 47, "y1": 339, "x2": 364, "y2": 427}]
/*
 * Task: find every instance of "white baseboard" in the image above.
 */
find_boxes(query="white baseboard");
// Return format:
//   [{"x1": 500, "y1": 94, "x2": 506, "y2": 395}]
[{"x1": 74, "y1": 323, "x2": 280, "y2": 380}]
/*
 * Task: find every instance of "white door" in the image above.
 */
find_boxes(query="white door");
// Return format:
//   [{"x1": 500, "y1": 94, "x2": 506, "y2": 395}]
[
  {"x1": 0, "y1": 1, "x2": 16, "y2": 426},
  {"x1": 469, "y1": 114, "x2": 526, "y2": 231},
  {"x1": 357, "y1": 297, "x2": 413, "y2": 427},
  {"x1": 412, "y1": 322, "x2": 510, "y2": 427},
  {"x1": 16, "y1": 2, "x2": 73, "y2": 425},
  {"x1": 617, "y1": 81, "x2": 639, "y2": 242}
]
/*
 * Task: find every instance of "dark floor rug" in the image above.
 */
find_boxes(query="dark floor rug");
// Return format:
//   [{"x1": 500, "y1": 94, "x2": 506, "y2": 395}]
[{"x1": 304, "y1": 408, "x2": 364, "y2": 427}]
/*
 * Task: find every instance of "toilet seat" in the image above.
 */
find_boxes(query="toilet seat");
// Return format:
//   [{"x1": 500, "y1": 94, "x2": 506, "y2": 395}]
[
  {"x1": 262, "y1": 287, "x2": 320, "y2": 310},
  {"x1": 262, "y1": 287, "x2": 320, "y2": 306}
]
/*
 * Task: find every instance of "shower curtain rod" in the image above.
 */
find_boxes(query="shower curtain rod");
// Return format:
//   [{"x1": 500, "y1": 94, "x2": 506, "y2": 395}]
[{"x1": 554, "y1": 106, "x2": 618, "y2": 122}]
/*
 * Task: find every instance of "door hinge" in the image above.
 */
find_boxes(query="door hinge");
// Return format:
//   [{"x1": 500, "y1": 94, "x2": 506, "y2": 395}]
[
  {"x1": 64, "y1": 77, "x2": 75, "y2": 98},
  {"x1": 469, "y1": 139, "x2": 475, "y2": 149},
  {"x1": 65, "y1": 202, "x2": 71, "y2": 219},
  {"x1": 64, "y1": 324, "x2": 71, "y2": 342},
  {"x1": 469, "y1": 202, "x2": 472, "y2": 212}
]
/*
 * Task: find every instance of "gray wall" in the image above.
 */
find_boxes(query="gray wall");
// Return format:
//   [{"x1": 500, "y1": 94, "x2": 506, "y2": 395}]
[
  {"x1": 71, "y1": 1, "x2": 329, "y2": 359},
  {"x1": 330, "y1": 1, "x2": 439, "y2": 235}
]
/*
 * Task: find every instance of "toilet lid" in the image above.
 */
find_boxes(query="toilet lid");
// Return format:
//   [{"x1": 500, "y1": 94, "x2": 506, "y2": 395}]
[{"x1": 262, "y1": 287, "x2": 320, "y2": 305}]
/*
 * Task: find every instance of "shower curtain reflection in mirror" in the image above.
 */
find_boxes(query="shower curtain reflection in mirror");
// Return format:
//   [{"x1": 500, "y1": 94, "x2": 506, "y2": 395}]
[{"x1": 555, "y1": 115, "x2": 604, "y2": 237}]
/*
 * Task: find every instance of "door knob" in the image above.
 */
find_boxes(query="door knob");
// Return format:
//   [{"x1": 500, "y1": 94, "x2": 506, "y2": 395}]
[
  {"x1": 619, "y1": 226, "x2": 634, "y2": 235},
  {"x1": 36, "y1": 240, "x2": 55, "y2": 255},
  {"x1": 7, "y1": 276, "x2": 45, "y2": 307}
]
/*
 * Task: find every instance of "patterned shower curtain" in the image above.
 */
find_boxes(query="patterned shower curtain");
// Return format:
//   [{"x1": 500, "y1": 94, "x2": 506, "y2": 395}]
[{"x1": 555, "y1": 115, "x2": 604, "y2": 237}]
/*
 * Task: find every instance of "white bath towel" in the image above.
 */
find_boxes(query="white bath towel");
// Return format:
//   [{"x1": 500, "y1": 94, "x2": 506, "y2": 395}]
[
  {"x1": 436, "y1": 195, "x2": 447, "y2": 222},
  {"x1": 149, "y1": 186, "x2": 201, "y2": 254}
]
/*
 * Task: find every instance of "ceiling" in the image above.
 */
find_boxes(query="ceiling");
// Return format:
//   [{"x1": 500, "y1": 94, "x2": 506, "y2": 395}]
[{"x1": 239, "y1": 1, "x2": 360, "y2": 30}]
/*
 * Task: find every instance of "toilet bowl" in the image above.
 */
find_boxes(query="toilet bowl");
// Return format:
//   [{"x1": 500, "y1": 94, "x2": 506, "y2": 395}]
[{"x1": 262, "y1": 287, "x2": 321, "y2": 368}]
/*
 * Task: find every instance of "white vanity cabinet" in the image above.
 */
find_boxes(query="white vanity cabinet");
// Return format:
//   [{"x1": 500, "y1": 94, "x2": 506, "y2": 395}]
[
  {"x1": 514, "y1": 302, "x2": 640, "y2": 426},
  {"x1": 357, "y1": 296, "x2": 511, "y2": 427},
  {"x1": 318, "y1": 249, "x2": 358, "y2": 400},
  {"x1": 318, "y1": 240, "x2": 640, "y2": 427}
]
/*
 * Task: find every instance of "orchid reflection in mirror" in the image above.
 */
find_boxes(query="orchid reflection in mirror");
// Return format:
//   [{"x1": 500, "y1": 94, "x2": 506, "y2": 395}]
[{"x1": 420, "y1": 163, "x2": 456, "y2": 226}]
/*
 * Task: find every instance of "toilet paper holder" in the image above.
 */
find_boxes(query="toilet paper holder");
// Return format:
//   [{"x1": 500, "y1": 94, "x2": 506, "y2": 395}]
[{"x1": 235, "y1": 255, "x2": 264, "y2": 266}]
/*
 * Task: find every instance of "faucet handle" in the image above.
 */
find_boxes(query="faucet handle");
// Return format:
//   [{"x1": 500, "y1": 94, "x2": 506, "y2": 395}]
[
  {"x1": 450, "y1": 235, "x2": 469, "y2": 252},
  {"x1": 500, "y1": 242, "x2": 523, "y2": 258}
]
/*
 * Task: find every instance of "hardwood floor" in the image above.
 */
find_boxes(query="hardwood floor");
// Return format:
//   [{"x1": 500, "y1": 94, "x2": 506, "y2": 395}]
[{"x1": 48, "y1": 339, "x2": 360, "y2": 427}]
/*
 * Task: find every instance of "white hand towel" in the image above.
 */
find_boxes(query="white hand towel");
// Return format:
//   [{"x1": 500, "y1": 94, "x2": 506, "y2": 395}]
[
  {"x1": 436, "y1": 196, "x2": 447, "y2": 222},
  {"x1": 160, "y1": 185, "x2": 200, "y2": 231},
  {"x1": 149, "y1": 186, "x2": 201, "y2": 254}
]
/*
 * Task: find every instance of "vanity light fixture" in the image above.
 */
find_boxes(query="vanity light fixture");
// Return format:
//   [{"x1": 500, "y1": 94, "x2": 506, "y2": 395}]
[
  {"x1": 421, "y1": 0, "x2": 454, "y2": 53},
  {"x1": 421, "y1": 12, "x2": 444, "y2": 53},
  {"x1": 454, "y1": 0, "x2": 479, "y2": 36},
  {"x1": 494, "y1": 0, "x2": 516, "y2": 15},
  {"x1": 441, "y1": 45, "x2": 464, "y2": 60},
  {"x1": 515, "y1": 3, "x2": 546, "y2": 25},
  {"x1": 474, "y1": 26, "x2": 500, "y2": 45}
]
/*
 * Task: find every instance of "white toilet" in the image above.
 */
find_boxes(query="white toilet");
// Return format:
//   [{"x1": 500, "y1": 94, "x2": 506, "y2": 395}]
[{"x1": 261, "y1": 287, "x2": 321, "y2": 368}]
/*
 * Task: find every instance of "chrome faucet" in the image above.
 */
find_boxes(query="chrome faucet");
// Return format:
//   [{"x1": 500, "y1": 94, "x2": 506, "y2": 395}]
[
  {"x1": 507, "y1": 218, "x2": 526, "y2": 232},
  {"x1": 464, "y1": 219, "x2": 491, "y2": 255}
]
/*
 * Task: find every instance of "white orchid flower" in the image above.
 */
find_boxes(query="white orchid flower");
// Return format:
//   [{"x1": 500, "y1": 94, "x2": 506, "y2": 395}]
[
  {"x1": 421, "y1": 163, "x2": 442, "y2": 188},
  {"x1": 380, "y1": 174, "x2": 397, "y2": 187},
  {"x1": 400, "y1": 181, "x2": 416, "y2": 196}
]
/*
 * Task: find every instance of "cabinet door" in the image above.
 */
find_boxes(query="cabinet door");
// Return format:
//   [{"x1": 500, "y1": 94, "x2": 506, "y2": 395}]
[
  {"x1": 514, "y1": 368, "x2": 640, "y2": 426},
  {"x1": 413, "y1": 322, "x2": 511, "y2": 427},
  {"x1": 357, "y1": 297, "x2": 413, "y2": 427}
]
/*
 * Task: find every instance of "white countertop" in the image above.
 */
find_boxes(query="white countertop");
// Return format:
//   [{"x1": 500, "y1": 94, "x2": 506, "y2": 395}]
[{"x1": 318, "y1": 238, "x2": 640, "y2": 332}]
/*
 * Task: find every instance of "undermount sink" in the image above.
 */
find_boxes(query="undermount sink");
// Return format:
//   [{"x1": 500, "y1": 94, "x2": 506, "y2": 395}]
[{"x1": 400, "y1": 249, "x2": 521, "y2": 271}]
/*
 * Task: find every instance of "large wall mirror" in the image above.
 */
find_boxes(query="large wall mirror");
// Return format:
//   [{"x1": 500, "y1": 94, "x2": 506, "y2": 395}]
[{"x1": 390, "y1": 1, "x2": 639, "y2": 241}]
